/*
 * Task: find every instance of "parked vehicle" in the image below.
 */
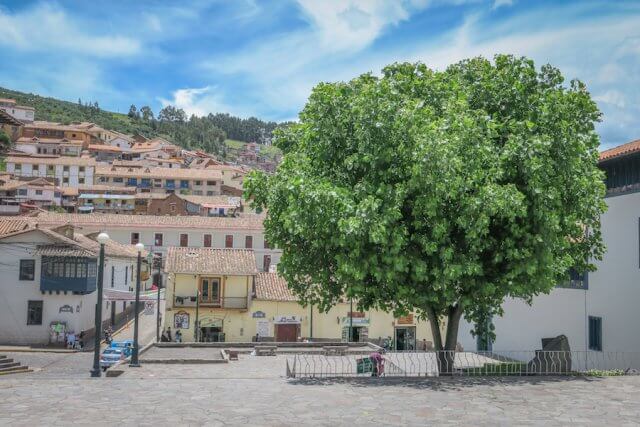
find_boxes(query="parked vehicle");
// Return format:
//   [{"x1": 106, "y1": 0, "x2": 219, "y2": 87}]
[
  {"x1": 99, "y1": 347, "x2": 129, "y2": 371},
  {"x1": 110, "y1": 340, "x2": 134, "y2": 357}
]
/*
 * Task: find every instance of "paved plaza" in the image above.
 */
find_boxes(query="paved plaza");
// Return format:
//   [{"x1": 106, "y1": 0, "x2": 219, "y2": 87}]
[{"x1": 1, "y1": 352, "x2": 640, "y2": 426}]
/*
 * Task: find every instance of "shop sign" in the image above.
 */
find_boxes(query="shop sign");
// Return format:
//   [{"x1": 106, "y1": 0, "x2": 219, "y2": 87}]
[
  {"x1": 341, "y1": 317, "x2": 370, "y2": 327},
  {"x1": 348, "y1": 311, "x2": 365, "y2": 318},
  {"x1": 174, "y1": 311, "x2": 190, "y2": 329},
  {"x1": 59, "y1": 304, "x2": 73, "y2": 313},
  {"x1": 199, "y1": 317, "x2": 223, "y2": 328},
  {"x1": 252, "y1": 311, "x2": 266, "y2": 318},
  {"x1": 274, "y1": 315, "x2": 301, "y2": 324},
  {"x1": 396, "y1": 314, "x2": 414, "y2": 325}
]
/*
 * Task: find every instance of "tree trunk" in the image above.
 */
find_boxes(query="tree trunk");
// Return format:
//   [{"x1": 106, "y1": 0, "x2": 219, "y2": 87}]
[{"x1": 426, "y1": 303, "x2": 464, "y2": 375}]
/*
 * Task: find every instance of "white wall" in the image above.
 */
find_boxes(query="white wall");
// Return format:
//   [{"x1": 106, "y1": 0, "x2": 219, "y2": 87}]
[
  {"x1": 459, "y1": 190, "x2": 640, "y2": 354},
  {"x1": 0, "y1": 231, "x2": 139, "y2": 345}
]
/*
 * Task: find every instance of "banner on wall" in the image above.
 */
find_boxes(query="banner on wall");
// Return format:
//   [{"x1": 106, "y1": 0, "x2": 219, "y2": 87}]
[{"x1": 274, "y1": 315, "x2": 301, "y2": 324}]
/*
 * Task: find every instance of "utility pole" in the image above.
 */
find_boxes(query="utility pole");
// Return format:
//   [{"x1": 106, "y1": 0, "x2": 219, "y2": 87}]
[
  {"x1": 309, "y1": 304, "x2": 313, "y2": 341},
  {"x1": 90, "y1": 232, "x2": 109, "y2": 377},
  {"x1": 130, "y1": 243, "x2": 144, "y2": 367},
  {"x1": 155, "y1": 252, "x2": 162, "y2": 342},
  {"x1": 195, "y1": 289, "x2": 200, "y2": 342},
  {"x1": 349, "y1": 298, "x2": 353, "y2": 343}
]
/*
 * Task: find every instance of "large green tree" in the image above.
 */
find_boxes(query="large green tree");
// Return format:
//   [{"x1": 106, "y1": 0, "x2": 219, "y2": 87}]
[{"x1": 246, "y1": 55, "x2": 606, "y2": 358}]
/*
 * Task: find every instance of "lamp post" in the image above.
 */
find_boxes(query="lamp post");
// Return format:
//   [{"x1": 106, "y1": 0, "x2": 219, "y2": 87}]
[
  {"x1": 130, "y1": 242, "x2": 145, "y2": 367},
  {"x1": 195, "y1": 289, "x2": 200, "y2": 343},
  {"x1": 155, "y1": 253, "x2": 162, "y2": 342},
  {"x1": 349, "y1": 297, "x2": 353, "y2": 343},
  {"x1": 90, "y1": 232, "x2": 109, "y2": 378}
]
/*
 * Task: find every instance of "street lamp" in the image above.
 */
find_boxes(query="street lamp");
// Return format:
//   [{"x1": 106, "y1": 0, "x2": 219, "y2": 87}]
[
  {"x1": 90, "y1": 231, "x2": 109, "y2": 377},
  {"x1": 130, "y1": 242, "x2": 145, "y2": 367}
]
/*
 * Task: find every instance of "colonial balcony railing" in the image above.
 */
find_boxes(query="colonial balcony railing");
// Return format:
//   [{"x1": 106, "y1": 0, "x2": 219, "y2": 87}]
[{"x1": 173, "y1": 295, "x2": 247, "y2": 309}]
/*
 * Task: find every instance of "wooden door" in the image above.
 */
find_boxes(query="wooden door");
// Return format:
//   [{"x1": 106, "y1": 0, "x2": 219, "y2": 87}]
[{"x1": 275, "y1": 324, "x2": 298, "y2": 342}]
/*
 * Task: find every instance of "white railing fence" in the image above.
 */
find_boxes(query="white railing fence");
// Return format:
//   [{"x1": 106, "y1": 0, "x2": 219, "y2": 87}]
[{"x1": 286, "y1": 351, "x2": 640, "y2": 378}]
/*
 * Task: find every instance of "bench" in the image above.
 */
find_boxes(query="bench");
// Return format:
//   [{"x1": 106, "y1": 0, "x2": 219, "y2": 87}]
[
  {"x1": 255, "y1": 346, "x2": 277, "y2": 356},
  {"x1": 323, "y1": 346, "x2": 348, "y2": 356}
]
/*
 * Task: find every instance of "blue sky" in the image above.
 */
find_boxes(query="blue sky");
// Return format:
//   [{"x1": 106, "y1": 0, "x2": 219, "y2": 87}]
[{"x1": 0, "y1": 0, "x2": 639, "y2": 149}]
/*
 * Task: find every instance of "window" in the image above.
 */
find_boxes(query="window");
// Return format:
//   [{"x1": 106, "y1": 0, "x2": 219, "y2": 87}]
[
  {"x1": 131, "y1": 232, "x2": 140, "y2": 244},
  {"x1": 113, "y1": 177, "x2": 123, "y2": 183},
  {"x1": 78, "y1": 178, "x2": 85, "y2": 184},
  {"x1": 111, "y1": 266, "x2": 115, "y2": 288},
  {"x1": 194, "y1": 180, "x2": 202, "y2": 186},
  {"x1": 63, "y1": 166, "x2": 69, "y2": 172},
  {"x1": 199, "y1": 277, "x2": 221, "y2": 303},
  {"x1": 225, "y1": 235, "x2": 233, "y2": 248},
  {"x1": 27, "y1": 301, "x2": 43, "y2": 325},
  {"x1": 32, "y1": 165, "x2": 39, "y2": 171},
  {"x1": 79, "y1": 166, "x2": 85, "y2": 172},
  {"x1": 264, "y1": 239, "x2": 270, "y2": 249},
  {"x1": 154, "y1": 233, "x2": 163, "y2": 246},
  {"x1": 207, "y1": 191, "x2": 215, "y2": 196},
  {"x1": 203, "y1": 234, "x2": 212, "y2": 247},
  {"x1": 180, "y1": 180, "x2": 189, "y2": 188},
  {"x1": 19, "y1": 260, "x2": 35, "y2": 280},
  {"x1": 170, "y1": 203, "x2": 176, "y2": 212},
  {"x1": 18, "y1": 189, "x2": 27, "y2": 196},
  {"x1": 180, "y1": 233, "x2": 189, "y2": 247},
  {"x1": 63, "y1": 177, "x2": 69, "y2": 184},
  {"x1": 125, "y1": 266, "x2": 128, "y2": 285},
  {"x1": 245, "y1": 236, "x2": 253, "y2": 249},
  {"x1": 35, "y1": 190, "x2": 43, "y2": 195},
  {"x1": 589, "y1": 316, "x2": 602, "y2": 351},
  {"x1": 207, "y1": 180, "x2": 216, "y2": 186},
  {"x1": 263, "y1": 255, "x2": 271, "y2": 272}
]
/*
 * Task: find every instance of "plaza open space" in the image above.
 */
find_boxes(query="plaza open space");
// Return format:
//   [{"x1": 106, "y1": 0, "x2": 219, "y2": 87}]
[{"x1": 1, "y1": 351, "x2": 640, "y2": 426}]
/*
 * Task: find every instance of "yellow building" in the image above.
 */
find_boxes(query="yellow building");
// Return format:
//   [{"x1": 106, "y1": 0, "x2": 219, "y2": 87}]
[{"x1": 164, "y1": 247, "x2": 434, "y2": 349}]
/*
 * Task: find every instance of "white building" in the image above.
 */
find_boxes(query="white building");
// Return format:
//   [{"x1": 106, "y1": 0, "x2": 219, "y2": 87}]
[
  {"x1": 5, "y1": 156, "x2": 96, "y2": 187},
  {"x1": 0, "y1": 220, "x2": 144, "y2": 345},
  {"x1": 459, "y1": 140, "x2": 640, "y2": 355},
  {"x1": 0, "y1": 98, "x2": 35, "y2": 123},
  {"x1": 33, "y1": 212, "x2": 282, "y2": 284}
]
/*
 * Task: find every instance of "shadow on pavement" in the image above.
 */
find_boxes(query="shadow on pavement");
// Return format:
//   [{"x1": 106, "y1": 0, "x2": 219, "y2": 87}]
[{"x1": 288, "y1": 375, "x2": 602, "y2": 391}]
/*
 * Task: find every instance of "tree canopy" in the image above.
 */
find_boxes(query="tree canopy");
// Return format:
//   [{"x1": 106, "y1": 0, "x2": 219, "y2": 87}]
[{"x1": 246, "y1": 55, "x2": 606, "y2": 352}]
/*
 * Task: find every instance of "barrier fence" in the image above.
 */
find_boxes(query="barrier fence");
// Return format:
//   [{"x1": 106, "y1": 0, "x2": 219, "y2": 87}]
[{"x1": 286, "y1": 351, "x2": 640, "y2": 378}]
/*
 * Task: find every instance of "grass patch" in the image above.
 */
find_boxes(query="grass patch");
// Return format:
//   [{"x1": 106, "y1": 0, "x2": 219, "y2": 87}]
[{"x1": 461, "y1": 362, "x2": 529, "y2": 375}]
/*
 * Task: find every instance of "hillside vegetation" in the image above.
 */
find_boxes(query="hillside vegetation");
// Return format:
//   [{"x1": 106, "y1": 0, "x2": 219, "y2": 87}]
[{"x1": 0, "y1": 87, "x2": 285, "y2": 159}]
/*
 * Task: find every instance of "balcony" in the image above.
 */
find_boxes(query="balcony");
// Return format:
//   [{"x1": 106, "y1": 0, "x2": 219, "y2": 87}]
[
  {"x1": 40, "y1": 256, "x2": 98, "y2": 294},
  {"x1": 173, "y1": 296, "x2": 247, "y2": 309}
]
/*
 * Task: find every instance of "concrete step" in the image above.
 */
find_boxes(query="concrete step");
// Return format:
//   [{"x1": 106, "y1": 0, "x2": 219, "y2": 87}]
[
  {"x1": 0, "y1": 355, "x2": 7, "y2": 359},
  {"x1": 0, "y1": 362, "x2": 22, "y2": 371},
  {"x1": 0, "y1": 366, "x2": 31, "y2": 376},
  {"x1": 0, "y1": 358, "x2": 15, "y2": 365},
  {"x1": 0, "y1": 365, "x2": 29, "y2": 374}
]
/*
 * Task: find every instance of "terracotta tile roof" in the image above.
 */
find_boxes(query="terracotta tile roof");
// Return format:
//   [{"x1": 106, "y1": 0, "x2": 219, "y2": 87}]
[
  {"x1": 0, "y1": 108, "x2": 24, "y2": 126},
  {"x1": 75, "y1": 232, "x2": 147, "y2": 259},
  {"x1": 254, "y1": 273, "x2": 297, "y2": 301},
  {"x1": 88, "y1": 144, "x2": 122, "y2": 153},
  {"x1": 0, "y1": 219, "x2": 31, "y2": 236},
  {"x1": 0, "y1": 177, "x2": 55, "y2": 191},
  {"x1": 95, "y1": 166, "x2": 222, "y2": 180},
  {"x1": 35, "y1": 245, "x2": 95, "y2": 258},
  {"x1": 16, "y1": 137, "x2": 83, "y2": 145},
  {"x1": 6, "y1": 156, "x2": 96, "y2": 166},
  {"x1": 599, "y1": 139, "x2": 640, "y2": 162},
  {"x1": 33, "y1": 211, "x2": 266, "y2": 230},
  {"x1": 164, "y1": 247, "x2": 257, "y2": 275}
]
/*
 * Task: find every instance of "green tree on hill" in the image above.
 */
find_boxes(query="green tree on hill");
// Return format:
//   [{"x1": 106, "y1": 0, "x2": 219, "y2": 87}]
[{"x1": 246, "y1": 55, "x2": 606, "y2": 369}]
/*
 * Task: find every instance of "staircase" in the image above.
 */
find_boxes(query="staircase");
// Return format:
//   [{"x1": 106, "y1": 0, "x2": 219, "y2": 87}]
[{"x1": 0, "y1": 355, "x2": 31, "y2": 376}]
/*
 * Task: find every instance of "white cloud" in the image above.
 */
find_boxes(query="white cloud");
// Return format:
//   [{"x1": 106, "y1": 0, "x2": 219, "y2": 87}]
[
  {"x1": 159, "y1": 86, "x2": 254, "y2": 118},
  {"x1": 295, "y1": 0, "x2": 427, "y2": 52},
  {"x1": 492, "y1": 0, "x2": 514, "y2": 10},
  {"x1": 0, "y1": 3, "x2": 141, "y2": 57},
  {"x1": 594, "y1": 90, "x2": 626, "y2": 109}
]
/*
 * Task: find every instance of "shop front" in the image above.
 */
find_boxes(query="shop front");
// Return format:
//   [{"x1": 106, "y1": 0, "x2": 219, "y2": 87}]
[
  {"x1": 341, "y1": 315, "x2": 370, "y2": 342},
  {"x1": 198, "y1": 317, "x2": 224, "y2": 342},
  {"x1": 394, "y1": 314, "x2": 416, "y2": 350}
]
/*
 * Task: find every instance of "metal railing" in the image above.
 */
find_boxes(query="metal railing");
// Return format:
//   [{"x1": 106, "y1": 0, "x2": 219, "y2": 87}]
[
  {"x1": 173, "y1": 295, "x2": 247, "y2": 309},
  {"x1": 286, "y1": 351, "x2": 640, "y2": 378}
]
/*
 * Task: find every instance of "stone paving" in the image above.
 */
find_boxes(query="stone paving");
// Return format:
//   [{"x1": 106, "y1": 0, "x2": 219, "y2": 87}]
[{"x1": 1, "y1": 353, "x2": 640, "y2": 425}]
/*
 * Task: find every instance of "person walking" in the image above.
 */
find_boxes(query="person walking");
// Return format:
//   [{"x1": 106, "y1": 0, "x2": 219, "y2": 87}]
[
  {"x1": 175, "y1": 330, "x2": 182, "y2": 343},
  {"x1": 369, "y1": 350, "x2": 387, "y2": 377}
]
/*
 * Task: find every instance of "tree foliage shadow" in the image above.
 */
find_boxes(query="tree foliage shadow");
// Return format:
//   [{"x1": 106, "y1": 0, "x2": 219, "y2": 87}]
[{"x1": 288, "y1": 375, "x2": 603, "y2": 391}]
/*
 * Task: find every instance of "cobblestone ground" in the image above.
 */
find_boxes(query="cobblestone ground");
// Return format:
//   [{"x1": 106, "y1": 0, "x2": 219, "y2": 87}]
[{"x1": 1, "y1": 353, "x2": 640, "y2": 425}]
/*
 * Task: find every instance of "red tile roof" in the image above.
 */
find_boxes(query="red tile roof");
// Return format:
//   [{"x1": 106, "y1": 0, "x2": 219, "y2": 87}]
[
  {"x1": 254, "y1": 273, "x2": 298, "y2": 301},
  {"x1": 164, "y1": 247, "x2": 257, "y2": 275},
  {"x1": 599, "y1": 139, "x2": 640, "y2": 162}
]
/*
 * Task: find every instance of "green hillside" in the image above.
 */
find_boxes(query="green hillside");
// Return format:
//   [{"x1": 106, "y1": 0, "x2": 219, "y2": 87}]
[{"x1": 0, "y1": 87, "x2": 284, "y2": 159}]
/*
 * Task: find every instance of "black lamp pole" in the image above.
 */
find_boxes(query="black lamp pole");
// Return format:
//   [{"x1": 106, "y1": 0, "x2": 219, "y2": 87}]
[
  {"x1": 90, "y1": 238, "x2": 107, "y2": 377},
  {"x1": 130, "y1": 247, "x2": 143, "y2": 367},
  {"x1": 155, "y1": 254, "x2": 162, "y2": 342}
]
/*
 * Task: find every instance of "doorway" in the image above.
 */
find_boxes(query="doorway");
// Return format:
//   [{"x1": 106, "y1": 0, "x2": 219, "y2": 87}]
[
  {"x1": 394, "y1": 327, "x2": 416, "y2": 351},
  {"x1": 275, "y1": 323, "x2": 299, "y2": 342},
  {"x1": 200, "y1": 327, "x2": 224, "y2": 342}
]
